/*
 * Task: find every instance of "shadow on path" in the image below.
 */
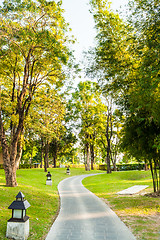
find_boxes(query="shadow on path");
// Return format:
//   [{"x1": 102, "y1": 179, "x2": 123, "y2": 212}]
[{"x1": 46, "y1": 174, "x2": 136, "y2": 240}]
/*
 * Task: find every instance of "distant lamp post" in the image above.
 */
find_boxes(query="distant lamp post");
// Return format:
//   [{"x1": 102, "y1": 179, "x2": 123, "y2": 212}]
[
  {"x1": 46, "y1": 171, "x2": 52, "y2": 186},
  {"x1": 66, "y1": 167, "x2": 70, "y2": 175},
  {"x1": 6, "y1": 191, "x2": 30, "y2": 239}
]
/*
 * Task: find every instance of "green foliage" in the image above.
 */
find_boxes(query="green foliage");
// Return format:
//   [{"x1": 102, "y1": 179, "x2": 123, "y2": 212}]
[
  {"x1": 67, "y1": 80, "x2": 108, "y2": 166},
  {"x1": 99, "y1": 164, "x2": 107, "y2": 170},
  {"x1": 98, "y1": 163, "x2": 145, "y2": 171},
  {"x1": 116, "y1": 163, "x2": 146, "y2": 171},
  {"x1": 0, "y1": 0, "x2": 71, "y2": 127},
  {"x1": 19, "y1": 163, "x2": 30, "y2": 169},
  {"x1": 88, "y1": 0, "x2": 131, "y2": 93},
  {"x1": 0, "y1": 0, "x2": 74, "y2": 186},
  {"x1": 28, "y1": 87, "x2": 66, "y2": 140},
  {"x1": 88, "y1": 0, "x2": 160, "y2": 192},
  {"x1": 49, "y1": 129, "x2": 77, "y2": 164}
]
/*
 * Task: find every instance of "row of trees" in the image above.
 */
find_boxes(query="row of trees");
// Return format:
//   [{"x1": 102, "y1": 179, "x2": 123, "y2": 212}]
[
  {"x1": 67, "y1": 81, "x2": 122, "y2": 172},
  {"x1": 0, "y1": 0, "x2": 159, "y2": 194},
  {"x1": 0, "y1": 0, "x2": 119, "y2": 188},
  {"x1": 0, "y1": 0, "x2": 76, "y2": 186},
  {"x1": 86, "y1": 0, "x2": 160, "y2": 192}
]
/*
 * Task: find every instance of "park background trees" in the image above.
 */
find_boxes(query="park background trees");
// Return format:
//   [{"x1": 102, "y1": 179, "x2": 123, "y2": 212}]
[
  {"x1": 0, "y1": 0, "x2": 159, "y2": 193},
  {"x1": 87, "y1": 0, "x2": 160, "y2": 192},
  {"x1": 0, "y1": 0, "x2": 73, "y2": 186}
]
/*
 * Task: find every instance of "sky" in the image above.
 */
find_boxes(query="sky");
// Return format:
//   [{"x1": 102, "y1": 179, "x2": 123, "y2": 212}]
[{"x1": 62, "y1": 0, "x2": 129, "y2": 60}]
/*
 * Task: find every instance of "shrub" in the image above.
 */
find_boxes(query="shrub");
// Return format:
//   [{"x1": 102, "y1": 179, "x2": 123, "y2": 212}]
[
  {"x1": 0, "y1": 164, "x2": 3, "y2": 169},
  {"x1": 19, "y1": 164, "x2": 31, "y2": 169},
  {"x1": 116, "y1": 163, "x2": 145, "y2": 171},
  {"x1": 98, "y1": 163, "x2": 145, "y2": 171},
  {"x1": 99, "y1": 164, "x2": 107, "y2": 170}
]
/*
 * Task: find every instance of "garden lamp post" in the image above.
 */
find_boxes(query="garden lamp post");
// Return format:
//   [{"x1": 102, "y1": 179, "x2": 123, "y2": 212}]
[
  {"x1": 6, "y1": 191, "x2": 30, "y2": 239},
  {"x1": 66, "y1": 167, "x2": 70, "y2": 175},
  {"x1": 46, "y1": 171, "x2": 52, "y2": 186}
]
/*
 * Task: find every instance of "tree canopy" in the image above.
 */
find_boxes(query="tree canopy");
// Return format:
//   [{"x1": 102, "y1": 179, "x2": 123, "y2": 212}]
[
  {"x1": 87, "y1": 0, "x2": 160, "y2": 191},
  {"x1": 0, "y1": 0, "x2": 73, "y2": 186}
]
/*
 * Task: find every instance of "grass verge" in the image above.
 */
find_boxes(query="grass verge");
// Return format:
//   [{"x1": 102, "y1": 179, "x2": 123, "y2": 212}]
[
  {"x1": 0, "y1": 167, "x2": 101, "y2": 240},
  {"x1": 83, "y1": 170, "x2": 160, "y2": 240}
]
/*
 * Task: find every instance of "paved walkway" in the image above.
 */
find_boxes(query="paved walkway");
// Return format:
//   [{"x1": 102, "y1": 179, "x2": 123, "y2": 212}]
[{"x1": 45, "y1": 174, "x2": 136, "y2": 240}]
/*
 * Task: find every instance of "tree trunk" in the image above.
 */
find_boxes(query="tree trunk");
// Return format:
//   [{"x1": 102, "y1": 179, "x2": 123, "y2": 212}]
[
  {"x1": 105, "y1": 107, "x2": 112, "y2": 174},
  {"x1": 144, "y1": 163, "x2": 148, "y2": 171},
  {"x1": 2, "y1": 143, "x2": 18, "y2": 187},
  {"x1": 30, "y1": 150, "x2": 33, "y2": 168},
  {"x1": 90, "y1": 144, "x2": 94, "y2": 170},
  {"x1": 106, "y1": 147, "x2": 111, "y2": 173},
  {"x1": 149, "y1": 159, "x2": 157, "y2": 192},
  {"x1": 52, "y1": 141, "x2": 58, "y2": 168},
  {"x1": 0, "y1": 112, "x2": 18, "y2": 186},
  {"x1": 44, "y1": 141, "x2": 49, "y2": 172},
  {"x1": 84, "y1": 148, "x2": 87, "y2": 171},
  {"x1": 110, "y1": 151, "x2": 117, "y2": 171},
  {"x1": 86, "y1": 142, "x2": 90, "y2": 171},
  {"x1": 53, "y1": 155, "x2": 57, "y2": 168},
  {"x1": 106, "y1": 137, "x2": 111, "y2": 173},
  {"x1": 15, "y1": 137, "x2": 23, "y2": 170},
  {"x1": 40, "y1": 138, "x2": 44, "y2": 168}
]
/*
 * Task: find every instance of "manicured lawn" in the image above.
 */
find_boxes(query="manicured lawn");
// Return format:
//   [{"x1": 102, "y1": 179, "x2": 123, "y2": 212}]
[
  {"x1": 83, "y1": 170, "x2": 160, "y2": 240},
  {"x1": 0, "y1": 167, "x2": 102, "y2": 240},
  {"x1": 1, "y1": 169, "x2": 159, "y2": 240}
]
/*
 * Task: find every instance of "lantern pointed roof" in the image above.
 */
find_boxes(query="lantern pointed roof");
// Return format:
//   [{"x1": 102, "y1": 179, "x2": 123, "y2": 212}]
[
  {"x1": 8, "y1": 192, "x2": 31, "y2": 210},
  {"x1": 46, "y1": 171, "x2": 52, "y2": 177},
  {"x1": 16, "y1": 191, "x2": 25, "y2": 199},
  {"x1": 8, "y1": 200, "x2": 30, "y2": 210}
]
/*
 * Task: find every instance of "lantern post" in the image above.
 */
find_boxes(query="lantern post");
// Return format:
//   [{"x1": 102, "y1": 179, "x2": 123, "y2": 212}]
[{"x1": 6, "y1": 192, "x2": 30, "y2": 240}]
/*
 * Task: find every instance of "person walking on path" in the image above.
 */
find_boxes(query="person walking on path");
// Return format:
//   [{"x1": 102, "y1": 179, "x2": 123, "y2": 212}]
[{"x1": 46, "y1": 174, "x2": 136, "y2": 240}]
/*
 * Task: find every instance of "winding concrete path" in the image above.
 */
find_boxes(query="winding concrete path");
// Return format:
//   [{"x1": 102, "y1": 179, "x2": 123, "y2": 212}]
[{"x1": 46, "y1": 174, "x2": 136, "y2": 240}]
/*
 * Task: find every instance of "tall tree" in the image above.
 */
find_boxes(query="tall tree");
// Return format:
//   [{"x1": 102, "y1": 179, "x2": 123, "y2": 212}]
[
  {"x1": 87, "y1": 0, "x2": 131, "y2": 93},
  {"x1": 68, "y1": 81, "x2": 107, "y2": 171},
  {"x1": 0, "y1": 0, "x2": 72, "y2": 186},
  {"x1": 120, "y1": 0, "x2": 160, "y2": 192},
  {"x1": 88, "y1": 0, "x2": 160, "y2": 192},
  {"x1": 50, "y1": 129, "x2": 77, "y2": 168},
  {"x1": 29, "y1": 87, "x2": 65, "y2": 171}
]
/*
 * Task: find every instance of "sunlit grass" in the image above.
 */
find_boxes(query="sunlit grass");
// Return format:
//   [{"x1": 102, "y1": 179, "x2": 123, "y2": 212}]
[
  {"x1": 1, "y1": 169, "x2": 159, "y2": 240},
  {"x1": 83, "y1": 170, "x2": 160, "y2": 240},
  {"x1": 0, "y1": 167, "x2": 102, "y2": 240}
]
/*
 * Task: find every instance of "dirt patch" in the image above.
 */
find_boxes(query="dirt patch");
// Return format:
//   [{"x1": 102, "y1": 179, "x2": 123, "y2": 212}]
[
  {"x1": 120, "y1": 214, "x2": 160, "y2": 239},
  {"x1": 145, "y1": 191, "x2": 160, "y2": 198},
  {"x1": 101, "y1": 197, "x2": 160, "y2": 239}
]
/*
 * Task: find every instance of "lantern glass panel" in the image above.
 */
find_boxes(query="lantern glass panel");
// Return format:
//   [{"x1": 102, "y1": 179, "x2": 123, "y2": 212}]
[
  {"x1": 13, "y1": 209, "x2": 22, "y2": 219},
  {"x1": 23, "y1": 210, "x2": 26, "y2": 217}
]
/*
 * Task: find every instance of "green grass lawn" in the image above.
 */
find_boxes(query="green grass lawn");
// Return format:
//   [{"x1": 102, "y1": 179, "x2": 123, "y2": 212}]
[
  {"x1": 0, "y1": 169, "x2": 159, "y2": 240},
  {"x1": 0, "y1": 167, "x2": 101, "y2": 240},
  {"x1": 83, "y1": 170, "x2": 160, "y2": 240}
]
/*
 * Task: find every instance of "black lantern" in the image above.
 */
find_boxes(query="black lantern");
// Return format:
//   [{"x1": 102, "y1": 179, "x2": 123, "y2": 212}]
[
  {"x1": 8, "y1": 192, "x2": 30, "y2": 222},
  {"x1": 46, "y1": 171, "x2": 52, "y2": 185},
  {"x1": 46, "y1": 171, "x2": 52, "y2": 181},
  {"x1": 66, "y1": 167, "x2": 70, "y2": 175}
]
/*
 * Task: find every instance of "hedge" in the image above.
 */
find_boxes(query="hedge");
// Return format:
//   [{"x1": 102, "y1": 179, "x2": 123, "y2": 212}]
[
  {"x1": 116, "y1": 163, "x2": 145, "y2": 171},
  {"x1": 19, "y1": 164, "x2": 31, "y2": 169},
  {"x1": 99, "y1": 163, "x2": 146, "y2": 171}
]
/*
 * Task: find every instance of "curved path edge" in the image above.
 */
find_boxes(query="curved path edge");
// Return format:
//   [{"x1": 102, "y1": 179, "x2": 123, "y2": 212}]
[{"x1": 46, "y1": 174, "x2": 136, "y2": 240}]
